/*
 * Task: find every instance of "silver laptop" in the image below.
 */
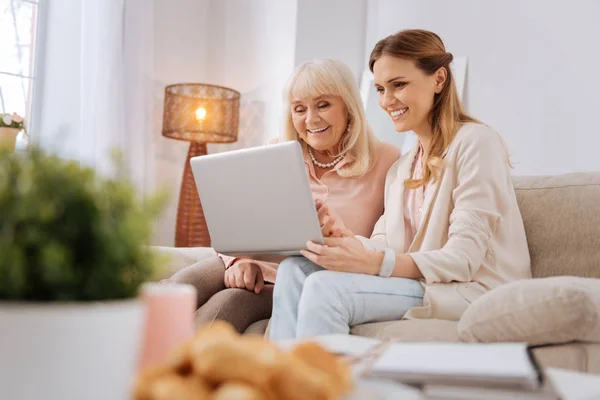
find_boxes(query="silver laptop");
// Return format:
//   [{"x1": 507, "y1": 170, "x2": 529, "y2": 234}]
[{"x1": 190, "y1": 140, "x2": 324, "y2": 259}]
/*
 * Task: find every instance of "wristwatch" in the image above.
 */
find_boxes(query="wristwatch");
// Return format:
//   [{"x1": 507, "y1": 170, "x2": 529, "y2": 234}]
[{"x1": 378, "y1": 248, "x2": 396, "y2": 277}]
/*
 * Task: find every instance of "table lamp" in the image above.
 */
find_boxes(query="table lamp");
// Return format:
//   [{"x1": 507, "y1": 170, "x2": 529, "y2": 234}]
[{"x1": 162, "y1": 83, "x2": 240, "y2": 247}]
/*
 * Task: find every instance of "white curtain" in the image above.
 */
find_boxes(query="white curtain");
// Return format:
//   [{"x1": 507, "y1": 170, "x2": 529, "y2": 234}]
[
  {"x1": 36, "y1": 0, "x2": 154, "y2": 196},
  {"x1": 79, "y1": 0, "x2": 125, "y2": 177}
]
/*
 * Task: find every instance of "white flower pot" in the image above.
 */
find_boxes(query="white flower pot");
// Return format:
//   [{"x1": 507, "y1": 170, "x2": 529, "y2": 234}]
[
  {"x1": 0, "y1": 299, "x2": 145, "y2": 400},
  {"x1": 0, "y1": 127, "x2": 20, "y2": 151}
]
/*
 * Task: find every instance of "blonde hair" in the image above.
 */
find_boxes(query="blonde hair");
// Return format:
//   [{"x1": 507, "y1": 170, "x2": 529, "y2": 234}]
[
  {"x1": 283, "y1": 59, "x2": 377, "y2": 177},
  {"x1": 369, "y1": 29, "x2": 481, "y2": 189}
]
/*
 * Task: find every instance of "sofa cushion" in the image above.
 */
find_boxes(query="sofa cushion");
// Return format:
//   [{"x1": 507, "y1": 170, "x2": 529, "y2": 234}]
[
  {"x1": 245, "y1": 319, "x2": 270, "y2": 336},
  {"x1": 458, "y1": 276, "x2": 600, "y2": 346},
  {"x1": 350, "y1": 319, "x2": 460, "y2": 342},
  {"x1": 532, "y1": 342, "x2": 600, "y2": 374},
  {"x1": 245, "y1": 319, "x2": 460, "y2": 342},
  {"x1": 513, "y1": 172, "x2": 600, "y2": 279}
]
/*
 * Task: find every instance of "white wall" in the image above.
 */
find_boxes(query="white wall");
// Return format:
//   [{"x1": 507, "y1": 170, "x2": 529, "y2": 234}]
[
  {"x1": 293, "y1": 0, "x2": 405, "y2": 149},
  {"x1": 367, "y1": 0, "x2": 600, "y2": 175},
  {"x1": 294, "y1": 0, "x2": 367, "y2": 80},
  {"x1": 152, "y1": 0, "x2": 213, "y2": 245},
  {"x1": 204, "y1": 0, "x2": 297, "y2": 149}
]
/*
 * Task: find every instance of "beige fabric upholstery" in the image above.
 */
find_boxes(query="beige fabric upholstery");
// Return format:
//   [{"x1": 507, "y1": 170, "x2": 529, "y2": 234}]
[
  {"x1": 148, "y1": 246, "x2": 216, "y2": 280},
  {"x1": 532, "y1": 343, "x2": 600, "y2": 373},
  {"x1": 350, "y1": 320, "x2": 460, "y2": 342},
  {"x1": 513, "y1": 173, "x2": 600, "y2": 279},
  {"x1": 245, "y1": 319, "x2": 270, "y2": 336},
  {"x1": 458, "y1": 277, "x2": 600, "y2": 345},
  {"x1": 245, "y1": 319, "x2": 460, "y2": 343}
]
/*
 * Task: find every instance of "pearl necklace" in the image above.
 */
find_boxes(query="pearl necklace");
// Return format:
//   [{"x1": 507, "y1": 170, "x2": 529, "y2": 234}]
[{"x1": 308, "y1": 147, "x2": 344, "y2": 169}]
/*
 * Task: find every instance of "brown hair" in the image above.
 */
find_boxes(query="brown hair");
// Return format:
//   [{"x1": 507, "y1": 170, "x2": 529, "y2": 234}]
[{"x1": 369, "y1": 29, "x2": 480, "y2": 189}]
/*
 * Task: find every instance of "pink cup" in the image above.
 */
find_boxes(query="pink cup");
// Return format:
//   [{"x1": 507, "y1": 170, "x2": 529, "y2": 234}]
[{"x1": 138, "y1": 283, "x2": 197, "y2": 369}]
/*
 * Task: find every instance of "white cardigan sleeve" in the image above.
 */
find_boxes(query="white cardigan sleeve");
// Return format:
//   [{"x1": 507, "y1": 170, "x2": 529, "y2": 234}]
[{"x1": 409, "y1": 129, "x2": 511, "y2": 283}]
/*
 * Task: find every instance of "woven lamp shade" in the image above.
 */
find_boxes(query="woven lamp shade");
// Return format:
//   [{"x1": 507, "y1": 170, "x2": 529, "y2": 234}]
[{"x1": 162, "y1": 83, "x2": 240, "y2": 247}]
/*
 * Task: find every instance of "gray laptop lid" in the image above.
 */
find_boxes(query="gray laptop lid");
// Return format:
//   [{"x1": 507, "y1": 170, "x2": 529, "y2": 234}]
[{"x1": 190, "y1": 141, "x2": 323, "y2": 257}]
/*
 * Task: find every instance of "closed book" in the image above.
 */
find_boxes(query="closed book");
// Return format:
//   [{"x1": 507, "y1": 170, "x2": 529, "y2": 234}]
[
  {"x1": 369, "y1": 342, "x2": 544, "y2": 391},
  {"x1": 422, "y1": 382, "x2": 559, "y2": 400}
]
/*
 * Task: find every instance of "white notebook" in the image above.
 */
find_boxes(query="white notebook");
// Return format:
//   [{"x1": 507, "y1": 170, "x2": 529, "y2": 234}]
[{"x1": 369, "y1": 342, "x2": 542, "y2": 391}]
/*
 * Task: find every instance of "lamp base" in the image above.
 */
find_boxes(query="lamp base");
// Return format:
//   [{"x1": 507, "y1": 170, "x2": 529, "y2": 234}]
[{"x1": 175, "y1": 141, "x2": 211, "y2": 247}]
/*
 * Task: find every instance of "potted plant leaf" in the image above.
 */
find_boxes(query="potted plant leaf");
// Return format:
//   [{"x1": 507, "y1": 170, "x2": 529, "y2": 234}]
[
  {"x1": 0, "y1": 147, "x2": 166, "y2": 400},
  {"x1": 0, "y1": 112, "x2": 26, "y2": 151}
]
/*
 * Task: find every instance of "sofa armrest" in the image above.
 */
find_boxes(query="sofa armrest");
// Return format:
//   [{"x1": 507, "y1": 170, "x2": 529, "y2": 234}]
[{"x1": 148, "y1": 246, "x2": 217, "y2": 281}]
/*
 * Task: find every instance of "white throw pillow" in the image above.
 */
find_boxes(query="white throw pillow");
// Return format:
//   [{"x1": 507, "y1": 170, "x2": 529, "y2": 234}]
[{"x1": 458, "y1": 276, "x2": 600, "y2": 346}]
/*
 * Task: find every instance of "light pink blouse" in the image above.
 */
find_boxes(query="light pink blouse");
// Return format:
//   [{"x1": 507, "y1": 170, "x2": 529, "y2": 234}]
[
  {"x1": 403, "y1": 145, "x2": 434, "y2": 251},
  {"x1": 220, "y1": 140, "x2": 401, "y2": 282}
]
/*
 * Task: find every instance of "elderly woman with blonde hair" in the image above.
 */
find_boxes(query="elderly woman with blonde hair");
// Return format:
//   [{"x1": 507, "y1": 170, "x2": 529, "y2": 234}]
[{"x1": 164, "y1": 59, "x2": 400, "y2": 333}]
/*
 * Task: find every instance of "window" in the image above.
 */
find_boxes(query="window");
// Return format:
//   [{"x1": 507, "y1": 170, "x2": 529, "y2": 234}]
[{"x1": 0, "y1": 0, "x2": 39, "y2": 128}]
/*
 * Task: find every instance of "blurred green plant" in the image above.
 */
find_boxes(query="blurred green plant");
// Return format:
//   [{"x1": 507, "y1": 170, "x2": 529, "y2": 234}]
[{"x1": 0, "y1": 147, "x2": 167, "y2": 301}]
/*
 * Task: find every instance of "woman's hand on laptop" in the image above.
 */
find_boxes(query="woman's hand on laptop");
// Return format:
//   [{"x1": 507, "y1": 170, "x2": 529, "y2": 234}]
[
  {"x1": 316, "y1": 199, "x2": 350, "y2": 238},
  {"x1": 301, "y1": 236, "x2": 382, "y2": 275},
  {"x1": 224, "y1": 260, "x2": 264, "y2": 294}
]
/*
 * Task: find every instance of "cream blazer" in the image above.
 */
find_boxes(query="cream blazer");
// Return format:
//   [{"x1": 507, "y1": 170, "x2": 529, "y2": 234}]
[{"x1": 359, "y1": 123, "x2": 531, "y2": 321}]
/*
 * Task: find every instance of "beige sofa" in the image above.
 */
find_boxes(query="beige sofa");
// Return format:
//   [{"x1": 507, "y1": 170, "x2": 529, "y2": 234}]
[{"x1": 155, "y1": 172, "x2": 600, "y2": 374}]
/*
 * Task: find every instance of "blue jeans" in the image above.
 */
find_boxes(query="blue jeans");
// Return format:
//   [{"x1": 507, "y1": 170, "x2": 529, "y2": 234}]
[{"x1": 269, "y1": 256, "x2": 424, "y2": 340}]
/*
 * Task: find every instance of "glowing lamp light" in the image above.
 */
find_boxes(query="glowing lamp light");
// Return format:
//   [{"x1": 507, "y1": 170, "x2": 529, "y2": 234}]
[{"x1": 195, "y1": 107, "x2": 207, "y2": 121}]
